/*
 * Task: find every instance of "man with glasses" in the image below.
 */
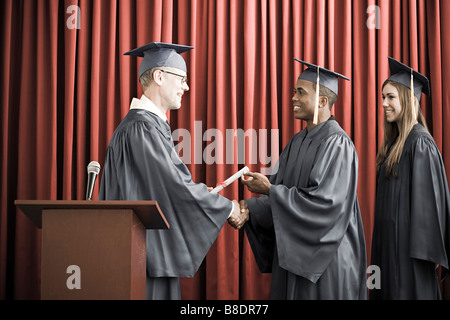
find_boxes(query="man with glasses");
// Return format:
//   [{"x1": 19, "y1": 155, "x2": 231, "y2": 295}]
[{"x1": 98, "y1": 42, "x2": 248, "y2": 299}]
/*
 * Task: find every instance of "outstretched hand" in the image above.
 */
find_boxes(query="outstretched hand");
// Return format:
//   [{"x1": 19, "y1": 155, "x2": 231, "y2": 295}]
[
  {"x1": 228, "y1": 200, "x2": 249, "y2": 229},
  {"x1": 241, "y1": 171, "x2": 271, "y2": 195}
]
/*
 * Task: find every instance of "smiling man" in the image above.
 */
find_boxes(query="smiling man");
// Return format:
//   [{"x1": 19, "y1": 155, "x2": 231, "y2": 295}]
[
  {"x1": 240, "y1": 59, "x2": 367, "y2": 299},
  {"x1": 98, "y1": 42, "x2": 246, "y2": 299}
]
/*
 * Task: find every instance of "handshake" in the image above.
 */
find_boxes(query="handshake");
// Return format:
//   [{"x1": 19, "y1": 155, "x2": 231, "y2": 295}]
[
  {"x1": 228, "y1": 200, "x2": 249, "y2": 230},
  {"x1": 226, "y1": 171, "x2": 272, "y2": 230}
]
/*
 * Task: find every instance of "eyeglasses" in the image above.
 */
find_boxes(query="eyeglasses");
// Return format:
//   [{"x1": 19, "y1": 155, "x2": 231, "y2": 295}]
[{"x1": 159, "y1": 70, "x2": 188, "y2": 85}]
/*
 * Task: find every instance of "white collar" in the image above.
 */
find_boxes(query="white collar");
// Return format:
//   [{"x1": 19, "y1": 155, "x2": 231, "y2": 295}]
[{"x1": 129, "y1": 94, "x2": 168, "y2": 122}]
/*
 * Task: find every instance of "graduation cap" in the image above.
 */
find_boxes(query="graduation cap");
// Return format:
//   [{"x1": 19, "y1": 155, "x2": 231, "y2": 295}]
[
  {"x1": 387, "y1": 57, "x2": 430, "y2": 100},
  {"x1": 124, "y1": 42, "x2": 194, "y2": 78},
  {"x1": 294, "y1": 58, "x2": 350, "y2": 124},
  {"x1": 386, "y1": 57, "x2": 430, "y2": 120}
]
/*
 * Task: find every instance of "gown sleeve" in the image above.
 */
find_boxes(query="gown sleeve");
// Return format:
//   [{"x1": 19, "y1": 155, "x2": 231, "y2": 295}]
[
  {"x1": 99, "y1": 116, "x2": 233, "y2": 277},
  {"x1": 409, "y1": 136, "x2": 450, "y2": 279},
  {"x1": 248, "y1": 134, "x2": 360, "y2": 283},
  {"x1": 244, "y1": 139, "x2": 292, "y2": 273}
]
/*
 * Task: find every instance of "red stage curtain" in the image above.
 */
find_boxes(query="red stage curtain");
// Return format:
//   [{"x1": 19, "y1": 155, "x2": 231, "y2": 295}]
[{"x1": 1, "y1": 0, "x2": 449, "y2": 300}]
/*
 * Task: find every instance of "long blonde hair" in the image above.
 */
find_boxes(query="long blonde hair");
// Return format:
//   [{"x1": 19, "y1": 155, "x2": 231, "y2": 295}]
[{"x1": 376, "y1": 80, "x2": 429, "y2": 177}]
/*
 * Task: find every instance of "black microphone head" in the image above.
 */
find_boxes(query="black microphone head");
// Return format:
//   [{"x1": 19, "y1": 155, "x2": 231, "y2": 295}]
[{"x1": 87, "y1": 161, "x2": 101, "y2": 175}]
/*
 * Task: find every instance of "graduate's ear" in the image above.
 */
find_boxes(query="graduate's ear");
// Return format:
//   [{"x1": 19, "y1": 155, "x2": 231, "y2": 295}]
[
  {"x1": 153, "y1": 69, "x2": 164, "y2": 86},
  {"x1": 319, "y1": 96, "x2": 329, "y2": 109}
]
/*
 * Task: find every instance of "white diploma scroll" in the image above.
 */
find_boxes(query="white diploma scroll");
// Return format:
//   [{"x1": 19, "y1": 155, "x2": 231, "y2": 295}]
[{"x1": 210, "y1": 166, "x2": 250, "y2": 194}]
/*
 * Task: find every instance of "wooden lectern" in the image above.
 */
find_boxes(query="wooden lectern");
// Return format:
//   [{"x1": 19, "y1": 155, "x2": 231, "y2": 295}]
[{"x1": 15, "y1": 200, "x2": 169, "y2": 300}]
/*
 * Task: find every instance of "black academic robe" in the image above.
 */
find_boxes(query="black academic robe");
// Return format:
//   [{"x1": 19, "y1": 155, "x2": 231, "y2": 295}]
[
  {"x1": 98, "y1": 109, "x2": 232, "y2": 298},
  {"x1": 370, "y1": 123, "x2": 450, "y2": 300},
  {"x1": 244, "y1": 118, "x2": 367, "y2": 300}
]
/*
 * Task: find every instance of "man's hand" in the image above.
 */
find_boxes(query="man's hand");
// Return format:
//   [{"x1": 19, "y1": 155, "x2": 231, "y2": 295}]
[
  {"x1": 239, "y1": 200, "x2": 248, "y2": 215},
  {"x1": 241, "y1": 172, "x2": 271, "y2": 195},
  {"x1": 228, "y1": 200, "x2": 249, "y2": 229}
]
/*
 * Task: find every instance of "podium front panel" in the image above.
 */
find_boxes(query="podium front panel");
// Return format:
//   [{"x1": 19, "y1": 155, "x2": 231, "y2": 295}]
[{"x1": 41, "y1": 209, "x2": 146, "y2": 300}]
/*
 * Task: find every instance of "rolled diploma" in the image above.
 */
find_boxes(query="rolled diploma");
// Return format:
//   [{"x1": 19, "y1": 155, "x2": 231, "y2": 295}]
[{"x1": 210, "y1": 166, "x2": 250, "y2": 194}]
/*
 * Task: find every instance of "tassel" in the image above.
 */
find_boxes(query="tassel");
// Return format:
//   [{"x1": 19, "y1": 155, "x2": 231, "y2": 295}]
[
  {"x1": 313, "y1": 68, "x2": 320, "y2": 125},
  {"x1": 411, "y1": 70, "x2": 416, "y2": 120}
]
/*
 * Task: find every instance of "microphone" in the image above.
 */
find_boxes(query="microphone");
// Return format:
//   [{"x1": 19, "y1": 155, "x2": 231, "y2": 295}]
[{"x1": 86, "y1": 161, "x2": 101, "y2": 200}]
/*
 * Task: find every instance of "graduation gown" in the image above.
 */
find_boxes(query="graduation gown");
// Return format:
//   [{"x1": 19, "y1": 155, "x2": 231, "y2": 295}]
[
  {"x1": 98, "y1": 108, "x2": 232, "y2": 298},
  {"x1": 244, "y1": 118, "x2": 367, "y2": 299},
  {"x1": 370, "y1": 123, "x2": 450, "y2": 299}
]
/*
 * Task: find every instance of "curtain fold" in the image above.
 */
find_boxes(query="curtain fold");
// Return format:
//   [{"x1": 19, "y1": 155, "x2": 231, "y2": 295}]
[{"x1": 1, "y1": 0, "x2": 449, "y2": 300}]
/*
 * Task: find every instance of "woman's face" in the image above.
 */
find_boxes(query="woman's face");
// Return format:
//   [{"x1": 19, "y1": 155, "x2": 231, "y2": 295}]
[{"x1": 382, "y1": 83, "x2": 402, "y2": 123}]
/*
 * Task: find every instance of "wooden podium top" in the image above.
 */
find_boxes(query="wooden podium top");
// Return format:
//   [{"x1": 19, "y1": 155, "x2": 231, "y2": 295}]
[{"x1": 15, "y1": 200, "x2": 169, "y2": 230}]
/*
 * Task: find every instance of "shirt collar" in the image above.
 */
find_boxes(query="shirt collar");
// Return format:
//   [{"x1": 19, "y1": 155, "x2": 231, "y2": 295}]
[{"x1": 129, "y1": 94, "x2": 168, "y2": 122}]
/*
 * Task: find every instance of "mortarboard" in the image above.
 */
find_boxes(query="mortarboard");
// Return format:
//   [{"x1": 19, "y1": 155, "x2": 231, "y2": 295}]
[
  {"x1": 386, "y1": 57, "x2": 430, "y2": 120},
  {"x1": 124, "y1": 42, "x2": 194, "y2": 78},
  {"x1": 386, "y1": 57, "x2": 430, "y2": 101},
  {"x1": 294, "y1": 58, "x2": 350, "y2": 124}
]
